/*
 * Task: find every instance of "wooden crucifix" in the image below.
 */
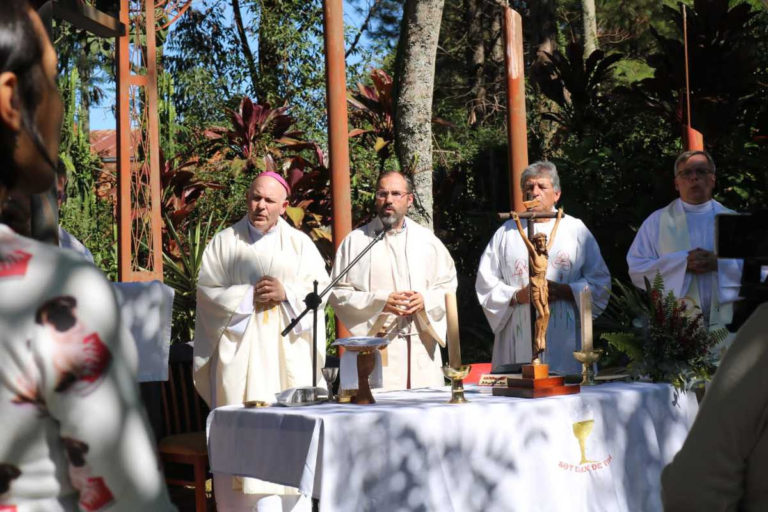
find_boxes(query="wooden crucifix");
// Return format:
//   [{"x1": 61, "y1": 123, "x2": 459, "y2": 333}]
[{"x1": 498, "y1": 206, "x2": 564, "y2": 364}]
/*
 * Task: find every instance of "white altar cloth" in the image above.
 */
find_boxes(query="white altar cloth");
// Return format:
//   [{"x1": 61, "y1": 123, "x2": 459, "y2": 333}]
[
  {"x1": 207, "y1": 383, "x2": 698, "y2": 512},
  {"x1": 113, "y1": 280, "x2": 174, "y2": 382}
]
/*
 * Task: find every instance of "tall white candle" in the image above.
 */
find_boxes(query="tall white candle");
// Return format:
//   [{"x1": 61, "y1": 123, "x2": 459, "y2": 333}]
[
  {"x1": 445, "y1": 293, "x2": 462, "y2": 369},
  {"x1": 580, "y1": 288, "x2": 593, "y2": 352}
]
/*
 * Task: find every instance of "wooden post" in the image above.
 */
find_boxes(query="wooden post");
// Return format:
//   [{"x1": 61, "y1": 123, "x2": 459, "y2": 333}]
[
  {"x1": 503, "y1": 7, "x2": 528, "y2": 212},
  {"x1": 144, "y1": 0, "x2": 163, "y2": 280},
  {"x1": 116, "y1": 0, "x2": 131, "y2": 281},
  {"x1": 681, "y1": 4, "x2": 704, "y2": 151},
  {"x1": 323, "y1": 0, "x2": 352, "y2": 339}
]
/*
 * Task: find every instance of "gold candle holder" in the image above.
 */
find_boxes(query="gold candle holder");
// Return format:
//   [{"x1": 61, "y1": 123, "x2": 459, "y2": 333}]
[
  {"x1": 573, "y1": 349, "x2": 603, "y2": 386},
  {"x1": 442, "y1": 364, "x2": 471, "y2": 404}
]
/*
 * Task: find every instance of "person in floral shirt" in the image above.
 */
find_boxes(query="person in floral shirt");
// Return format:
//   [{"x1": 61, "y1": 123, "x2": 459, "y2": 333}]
[{"x1": 0, "y1": 2, "x2": 175, "y2": 510}]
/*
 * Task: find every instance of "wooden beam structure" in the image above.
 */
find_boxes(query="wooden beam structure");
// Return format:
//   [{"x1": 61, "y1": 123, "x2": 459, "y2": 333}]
[
  {"x1": 39, "y1": 0, "x2": 163, "y2": 283},
  {"x1": 51, "y1": 0, "x2": 124, "y2": 37},
  {"x1": 116, "y1": 0, "x2": 163, "y2": 282}
]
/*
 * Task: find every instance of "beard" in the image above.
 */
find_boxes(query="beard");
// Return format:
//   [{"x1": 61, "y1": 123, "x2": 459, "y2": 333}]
[
  {"x1": 378, "y1": 207, "x2": 403, "y2": 229},
  {"x1": 380, "y1": 213, "x2": 397, "y2": 229}
]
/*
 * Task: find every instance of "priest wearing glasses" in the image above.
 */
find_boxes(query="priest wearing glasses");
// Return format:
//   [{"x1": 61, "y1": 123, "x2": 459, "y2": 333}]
[
  {"x1": 329, "y1": 171, "x2": 457, "y2": 390},
  {"x1": 627, "y1": 150, "x2": 743, "y2": 332}
]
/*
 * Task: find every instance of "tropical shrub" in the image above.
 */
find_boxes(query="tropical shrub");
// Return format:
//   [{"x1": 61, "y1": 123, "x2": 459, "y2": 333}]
[{"x1": 601, "y1": 275, "x2": 727, "y2": 395}]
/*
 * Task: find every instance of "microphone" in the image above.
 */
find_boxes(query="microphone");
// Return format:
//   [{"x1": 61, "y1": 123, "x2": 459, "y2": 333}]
[{"x1": 281, "y1": 216, "x2": 395, "y2": 337}]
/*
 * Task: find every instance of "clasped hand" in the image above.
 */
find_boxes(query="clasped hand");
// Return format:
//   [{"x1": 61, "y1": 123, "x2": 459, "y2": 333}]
[
  {"x1": 253, "y1": 276, "x2": 286, "y2": 308},
  {"x1": 384, "y1": 290, "x2": 425, "y2": 316},
  {"x1": 687, "y1": 248, "x2": 717, "y2": 274},
  {"x1": 512, "y1": 282, "x2": 572, "y2": 305}
]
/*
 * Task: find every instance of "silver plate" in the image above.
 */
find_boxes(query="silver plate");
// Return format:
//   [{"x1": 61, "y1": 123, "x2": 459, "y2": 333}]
[
  {"x1": 275, "y1": 398, "x2": 329, "y2": 407},
  {"x1": 274, "y1": 386, "x2": 328, "y2": 407},
  {"x1": 331, "y1": 336, "x2": 390, "y2": 351}
]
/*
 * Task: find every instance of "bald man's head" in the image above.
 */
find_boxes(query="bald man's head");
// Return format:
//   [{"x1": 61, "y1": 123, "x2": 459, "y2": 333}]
[{"x1": 246, "y1": 175, "x2": 289, "y2": 233}]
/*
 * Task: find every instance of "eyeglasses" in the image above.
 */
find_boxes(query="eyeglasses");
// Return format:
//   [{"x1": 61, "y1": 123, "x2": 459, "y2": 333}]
[
  {"x1": 375, "y1": 190, "x2": 410, "y2": 200},
  {"x1": 676, "y1": 167, "x2": 713, "y2": 179}
]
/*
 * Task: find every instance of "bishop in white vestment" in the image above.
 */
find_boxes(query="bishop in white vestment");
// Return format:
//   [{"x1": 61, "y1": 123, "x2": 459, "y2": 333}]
[
  {"x1": 329, "y1": 172, "x2": 457, "y2": 390},
  {"x1": 193, "y1": 174, "x2": 328, "y2": 510},
  {"x1": 627, "y1": 151, "x2": 742, "y2": 331},
  {"x1": 475, "y1": 162, "x2": 611, "y2": 375}
]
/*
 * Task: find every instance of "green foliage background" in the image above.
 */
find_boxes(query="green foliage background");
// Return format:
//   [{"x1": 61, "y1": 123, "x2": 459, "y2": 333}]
[{"x1": 54, "y1": 0, "x2": 768, "y2": 364}]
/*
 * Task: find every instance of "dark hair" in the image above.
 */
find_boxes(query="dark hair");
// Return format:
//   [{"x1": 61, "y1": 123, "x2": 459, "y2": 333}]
[
  {"x1": 376, "y1": 170, "x2": 414, "y2": 194},
  {"x1": 0, "y1": 0, "x2": 46, "y2": 189}
]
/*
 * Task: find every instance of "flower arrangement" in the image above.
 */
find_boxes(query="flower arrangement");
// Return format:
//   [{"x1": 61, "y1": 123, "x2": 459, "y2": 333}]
[{"x1": 600, "y1": 273, "x2": 728, "y2": 394}]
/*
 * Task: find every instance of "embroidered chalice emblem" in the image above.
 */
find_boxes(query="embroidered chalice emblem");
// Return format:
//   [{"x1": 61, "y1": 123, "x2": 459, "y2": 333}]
[{"x1": 572, "y1": 419, "x2": 596, "y2": 465}]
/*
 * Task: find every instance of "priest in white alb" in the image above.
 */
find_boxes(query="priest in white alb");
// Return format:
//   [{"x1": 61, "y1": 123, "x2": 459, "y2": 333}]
[
  {"x1": 475, "y1": 161, "x2": 611, "y2": 375},
  {"x1": 193, "y1": 172, "x2": 328, "y2": 511},
  {"x1": 627, "y1": 151, "x2": 742, "y2": 332},
  {"x1": 329, "y1": 171, "x2": 457, "y2": 390}
]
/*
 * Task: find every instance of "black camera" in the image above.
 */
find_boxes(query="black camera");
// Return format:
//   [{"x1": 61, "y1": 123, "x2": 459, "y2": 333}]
[{"x1": 716, "y1": 210, "x2": 768, "y2": 330}]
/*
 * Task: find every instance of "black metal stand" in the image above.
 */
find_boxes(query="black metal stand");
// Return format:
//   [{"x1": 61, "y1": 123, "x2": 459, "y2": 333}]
[{"x1": 282, "y1": 226, "x2": 390, "y2": 387}]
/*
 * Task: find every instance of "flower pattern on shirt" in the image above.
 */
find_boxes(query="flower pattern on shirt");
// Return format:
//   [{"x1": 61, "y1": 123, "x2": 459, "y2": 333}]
[
  {"x1": 0, "y1": 249, "x2": 31, "y2": 280},
  {"x1": 35, "y1": 296, "x2": 112, "y2": 394},
  {"x1": 0, "y1": 225, "x2": 173, "y2": 510},
  {"x1": 62, "y1": 437, "x2": 115, "y2": 512}
]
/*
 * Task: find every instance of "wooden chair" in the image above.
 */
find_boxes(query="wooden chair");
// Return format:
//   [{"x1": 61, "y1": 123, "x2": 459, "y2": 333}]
[{"x1": 158, "y1": 343, "x2": 211, "y2": 512}]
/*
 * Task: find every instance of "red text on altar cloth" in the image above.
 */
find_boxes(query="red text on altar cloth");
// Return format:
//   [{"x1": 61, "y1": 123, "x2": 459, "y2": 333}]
[{"x1": 558, "y1": 454, "x2": 613, "y2": 473}]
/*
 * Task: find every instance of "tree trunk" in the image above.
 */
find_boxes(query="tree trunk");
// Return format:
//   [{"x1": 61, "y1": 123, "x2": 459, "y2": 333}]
[
  {"x1": 77, "y1": 64, "x2": 90, "y2": 134},
  {"x1": 582, "y1": 0, "x2": 598, "y2": 57},
  {"x1": 231, "y1": 0, "x2": 259, "y2": 98},
  {"x1": 527, "y1": 0, "x2": 559, "y2": 149},
  {"x1": 257, "y1": 0, "x2": 281, "y2": 103},
  {"x1": 528, "y1": 0, "x2": 558, "y2": 82},
  {"x1": 465, "y1": 0, "x2": 485, "y2": 126},
  {"x1": 490, "y1": 9, "x2": 504, "y2": 66},
  {"x1": 394, "y1": 0, "x2": 445, "y2": 230}
]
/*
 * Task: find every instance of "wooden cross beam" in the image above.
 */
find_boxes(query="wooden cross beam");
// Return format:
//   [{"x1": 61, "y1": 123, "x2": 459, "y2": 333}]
[{"x1": 497, "y1": 211, "x2": 559, "y2": 221}]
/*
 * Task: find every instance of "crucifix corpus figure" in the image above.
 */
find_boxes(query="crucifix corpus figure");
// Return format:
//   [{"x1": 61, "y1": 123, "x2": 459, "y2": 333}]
[{"x1": 511, "y1": 208, "x2": 563, "y2": 363}]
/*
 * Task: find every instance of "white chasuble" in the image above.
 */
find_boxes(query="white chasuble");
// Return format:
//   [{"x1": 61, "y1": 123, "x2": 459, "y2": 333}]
[
  {"x1": 329, "y1": 217, "x2": 458, "y2": 390},
  {"x1": 194, "y1": 216, "x2": 328, "y2": 408},
  {"x1": 627, "y1": 198, "x2": 742, "y2": 330},
  {"x1": 476, "y1": 214, "x2": 611, "y2": 375}
]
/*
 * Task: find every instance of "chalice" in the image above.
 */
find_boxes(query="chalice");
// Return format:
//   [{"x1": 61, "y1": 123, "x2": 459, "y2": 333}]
[
  {"x1": 573, "y1": 349, "x2": 603, "y2": 386},
  {"x1": 321, "y1": 367, "x2": 339, "y2": 402},
  {"x1": 442, "y1": 365, "x2": 471, "y2": 404}
]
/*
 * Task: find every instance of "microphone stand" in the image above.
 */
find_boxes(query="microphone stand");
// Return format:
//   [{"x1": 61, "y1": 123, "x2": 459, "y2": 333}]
[{"x1": 282, "y1": 224, "x2": 391, "y2": 391}]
